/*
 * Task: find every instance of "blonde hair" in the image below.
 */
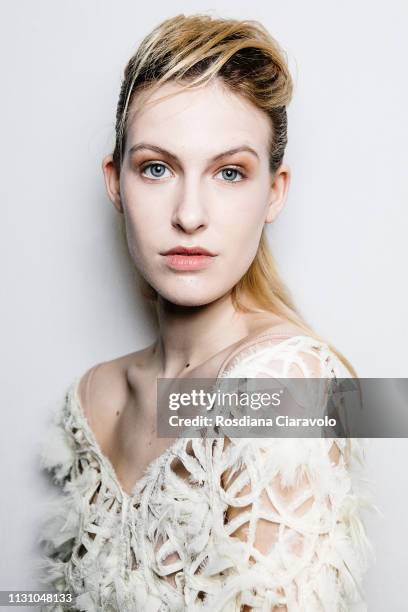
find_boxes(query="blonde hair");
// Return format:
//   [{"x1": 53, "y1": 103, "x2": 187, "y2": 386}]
[{"x1": 111, "y1": 13, "x2": 358, "y2": 378}]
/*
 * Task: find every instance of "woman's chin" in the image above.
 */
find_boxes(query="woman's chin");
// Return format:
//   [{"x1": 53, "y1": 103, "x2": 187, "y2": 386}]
[{"x1": 155, "y1": 285, "x2": 227, "y2": 308}]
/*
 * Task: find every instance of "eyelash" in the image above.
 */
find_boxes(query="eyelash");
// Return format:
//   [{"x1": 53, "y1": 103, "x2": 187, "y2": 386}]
[{"x1": 139, "y1": 162, "x2": 247, "y2": 183}]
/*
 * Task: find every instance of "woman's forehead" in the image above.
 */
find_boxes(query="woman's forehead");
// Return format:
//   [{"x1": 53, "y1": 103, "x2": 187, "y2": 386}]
[{"x1": 125, "y1": 79, "x2": 271, "y2": 158}]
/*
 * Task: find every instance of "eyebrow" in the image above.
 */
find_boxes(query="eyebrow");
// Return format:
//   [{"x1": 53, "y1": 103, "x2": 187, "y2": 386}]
[{"x1": 127, "y1": 142, "x2": 259, "y2": 164}]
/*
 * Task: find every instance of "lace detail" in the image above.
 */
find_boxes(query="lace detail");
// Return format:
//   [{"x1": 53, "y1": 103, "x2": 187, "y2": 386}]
[{"x1": 35, "y1": 335, "x2": 379, "y2": 611}]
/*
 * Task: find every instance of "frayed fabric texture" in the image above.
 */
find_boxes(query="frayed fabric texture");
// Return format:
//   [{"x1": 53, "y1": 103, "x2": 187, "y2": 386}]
[{"x1": 35, "y1": 336, "x2": 379, "y2": 611}]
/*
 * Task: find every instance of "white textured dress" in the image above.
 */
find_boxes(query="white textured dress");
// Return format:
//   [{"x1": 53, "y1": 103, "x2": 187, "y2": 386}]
[{"x1": 36, "y1": 335, "x2": 377, "y2": 612}]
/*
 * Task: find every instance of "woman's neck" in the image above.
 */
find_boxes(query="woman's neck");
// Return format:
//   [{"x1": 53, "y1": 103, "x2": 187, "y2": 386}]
[{"x1": 154, "y1": 292, "x2": 252, "y2": 378}]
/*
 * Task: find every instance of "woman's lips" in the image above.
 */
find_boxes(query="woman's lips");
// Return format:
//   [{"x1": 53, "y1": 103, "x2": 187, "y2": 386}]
[{"x1": 162, "y1": 253, "x2": 216, "y2": 271}]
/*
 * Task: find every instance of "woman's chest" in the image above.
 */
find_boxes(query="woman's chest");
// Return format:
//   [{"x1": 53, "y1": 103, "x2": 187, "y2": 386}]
[
  {"x1": 108, "y1": 354, "x2": 232, "y2": 495},
  {"x1": 68, "y1": 442, "x2": 215, "y2": 607}
]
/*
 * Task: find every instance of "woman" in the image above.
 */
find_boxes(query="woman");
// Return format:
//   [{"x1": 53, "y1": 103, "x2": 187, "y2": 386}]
[{"x1": 36, "y1": 13, "x2": 375, "y2": 611}]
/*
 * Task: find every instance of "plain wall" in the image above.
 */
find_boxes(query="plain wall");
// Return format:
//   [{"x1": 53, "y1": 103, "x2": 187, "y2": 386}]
[{"x1": 1, "y1": 0, "x2": 407, "y2": 609}]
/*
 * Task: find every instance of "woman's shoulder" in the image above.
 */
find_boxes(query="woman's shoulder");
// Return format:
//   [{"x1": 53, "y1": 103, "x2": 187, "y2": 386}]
[
  {"x1": 37, "y1": 350, "x2": 140, "y2": 483},
  {"x1": 217, "y1": 325, "x2": 349, "y2": 379},
  {"x1": 73, "y1": 347, "x2": 154, "y2": 452}
]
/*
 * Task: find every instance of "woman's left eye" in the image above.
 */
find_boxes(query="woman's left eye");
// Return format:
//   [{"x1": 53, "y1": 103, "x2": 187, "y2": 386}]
[{"x1": 215, "y1": 167, "x2": 245, "y2": 182}]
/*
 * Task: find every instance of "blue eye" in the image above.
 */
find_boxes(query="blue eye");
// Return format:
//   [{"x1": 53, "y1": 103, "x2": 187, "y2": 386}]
[
  {"x1": 141, "y1": 163, "x2": 172, "y2": 179},
  {"x1": 216, "y1": 167, "x2": 245, "y2": 182}
]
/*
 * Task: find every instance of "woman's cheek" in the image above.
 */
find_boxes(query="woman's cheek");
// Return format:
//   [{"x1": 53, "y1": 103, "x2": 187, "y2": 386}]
[
  {"x1": 122, "y1": 208, "x2": 147, "y2": 264},
  {"x1": 220, "y1": 201, "x2": 265, "y2": 249}
]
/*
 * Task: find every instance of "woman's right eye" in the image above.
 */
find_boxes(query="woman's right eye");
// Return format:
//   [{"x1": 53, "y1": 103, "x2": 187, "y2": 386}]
[{"x1": 140, "y1": 162, "x2": 172, "y2": 180}]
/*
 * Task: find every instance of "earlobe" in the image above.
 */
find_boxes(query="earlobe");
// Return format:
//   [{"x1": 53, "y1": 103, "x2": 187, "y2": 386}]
[
  {"x1": 265, "y1": 209, "x2": 274, "y2": 224},
  {"x1": 265, "y1": 163, "x2": 291, "y2": 224},
  {"x1": 265, "y1": 199, "x2": 284, "y2": 224},
  {"x1": 101, "y1": 154, "x2": 123, "y2": 214}
]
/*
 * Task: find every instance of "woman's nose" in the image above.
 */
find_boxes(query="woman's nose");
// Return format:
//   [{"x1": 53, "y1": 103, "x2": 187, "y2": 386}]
[{"x1": 171, "y1": 177, "x2": 209, "y2": 233}]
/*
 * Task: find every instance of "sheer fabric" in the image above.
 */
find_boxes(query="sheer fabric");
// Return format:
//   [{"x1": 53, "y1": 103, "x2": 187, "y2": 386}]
[{"x1": 36, "y1": 335, "x2": 377, "y2": 611}]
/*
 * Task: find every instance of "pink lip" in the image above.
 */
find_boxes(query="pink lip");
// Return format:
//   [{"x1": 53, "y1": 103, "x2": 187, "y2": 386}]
[
  {"x1": 160, "y1": 245, "x2": 217, "y2": 271},
  {"x1": 162, "y1": 253, "x2": 216, "y2": 271},
  {"x1": 161, "y1": 245, "x2": 215, "y2": 256}
]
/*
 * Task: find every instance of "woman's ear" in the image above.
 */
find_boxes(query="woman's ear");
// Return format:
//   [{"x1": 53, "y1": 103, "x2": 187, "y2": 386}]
[
  {"x1": 265, "y1": 163, "x2": 291, "y2": 224},
  {"x1": 101, "y1": 154, "x2": 123, "y2": 214}
]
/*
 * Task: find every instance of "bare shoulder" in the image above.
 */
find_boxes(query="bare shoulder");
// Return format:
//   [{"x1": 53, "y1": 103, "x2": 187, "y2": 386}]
[
  {"x1": 77, "y1": 345, "x2": 154, "y2": 432},
  {"x1": 241, "y1": 311, "x2": 308, "y2": 340},
  {"x1": 226, "y1": 316, "x2": 309, "y2": 354},
  {"x1": 218, "y1": 317, "x2": 321, "y2": 377}
]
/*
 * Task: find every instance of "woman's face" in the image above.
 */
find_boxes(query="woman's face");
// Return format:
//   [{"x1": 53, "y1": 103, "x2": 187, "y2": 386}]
[{"x1": 103, "y1": 78, "x2": 290, "y2": 306}]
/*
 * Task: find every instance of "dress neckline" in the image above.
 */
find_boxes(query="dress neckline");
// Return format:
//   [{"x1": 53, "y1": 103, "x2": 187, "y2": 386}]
[{"x1": 69, "y1": 334, "x2": 325, "y2": 501}]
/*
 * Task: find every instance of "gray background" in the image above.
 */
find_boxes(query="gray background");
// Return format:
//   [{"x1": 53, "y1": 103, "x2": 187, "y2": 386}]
[{"x1": 1, "y1": 0, "x2": 407, "y2": 609}]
